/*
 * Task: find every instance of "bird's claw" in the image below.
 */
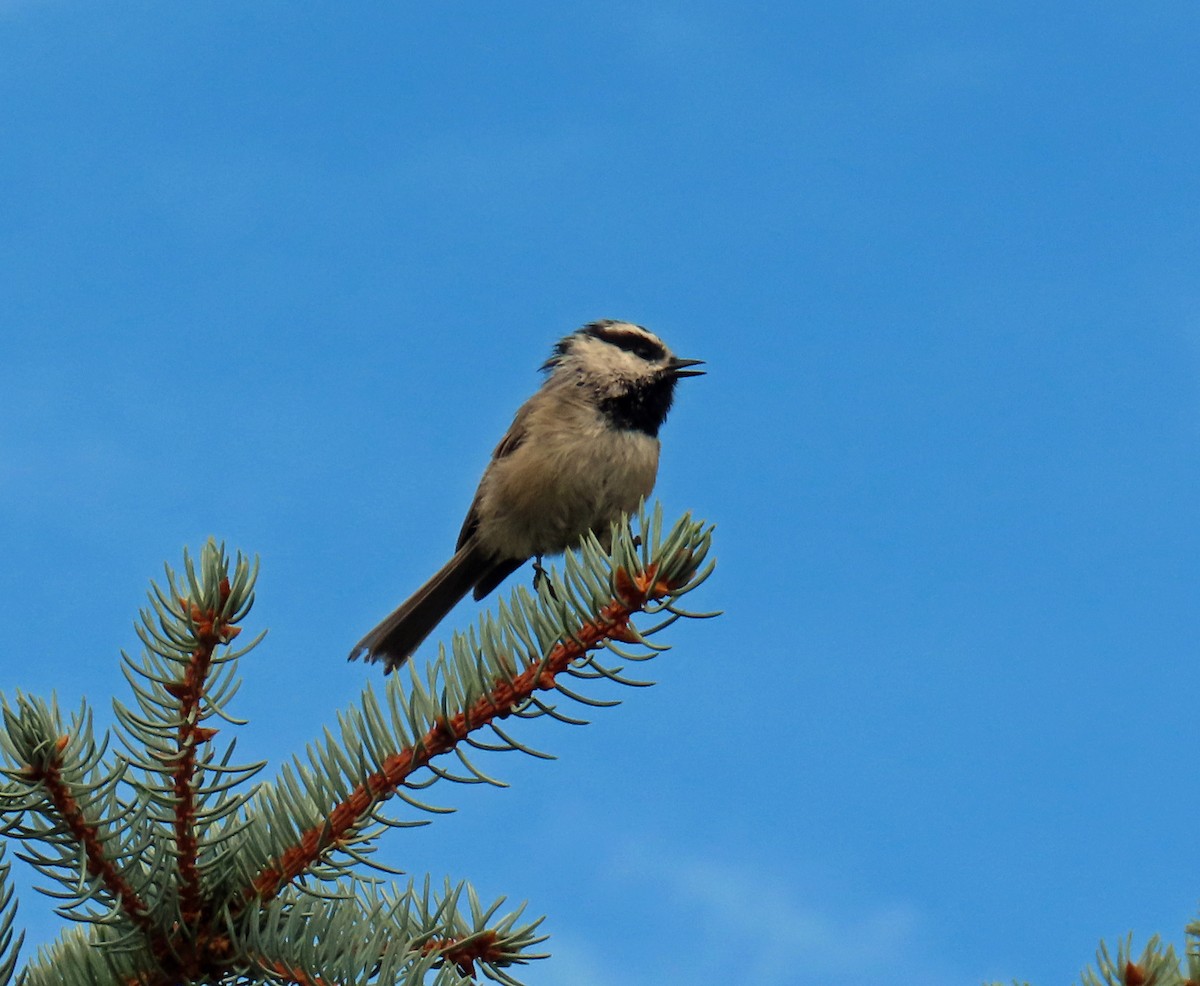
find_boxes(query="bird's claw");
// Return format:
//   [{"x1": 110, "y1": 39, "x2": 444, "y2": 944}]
[{"x1": 531, "y1": 555, "x2": 558, "y2": 599}]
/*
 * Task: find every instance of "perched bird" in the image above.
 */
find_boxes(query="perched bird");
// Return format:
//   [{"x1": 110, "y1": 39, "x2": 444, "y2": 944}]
[{"x1": 349, "y1": 319, "x2": 704, "y2": 672}]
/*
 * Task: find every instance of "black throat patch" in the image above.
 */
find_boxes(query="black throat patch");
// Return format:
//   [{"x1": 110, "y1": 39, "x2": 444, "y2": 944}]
[{"x1": 595, "y1": 376, "x2": 677, "y2": 437}]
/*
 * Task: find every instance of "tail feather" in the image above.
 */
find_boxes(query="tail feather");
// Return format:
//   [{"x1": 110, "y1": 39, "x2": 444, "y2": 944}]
[{"x1": 349, "y1": 540, "x2": 494, "y2": 673}]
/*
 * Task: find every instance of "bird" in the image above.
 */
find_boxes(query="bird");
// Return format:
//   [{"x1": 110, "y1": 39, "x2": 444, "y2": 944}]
[{"x1": 348, "y1": 319, "x2": 704, "y2": 673}]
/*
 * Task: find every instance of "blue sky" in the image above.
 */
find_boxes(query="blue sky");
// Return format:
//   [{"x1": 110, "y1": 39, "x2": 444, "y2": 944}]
[{"x1": 2, "y1": 2, "x2": 1198, "y2": 983}]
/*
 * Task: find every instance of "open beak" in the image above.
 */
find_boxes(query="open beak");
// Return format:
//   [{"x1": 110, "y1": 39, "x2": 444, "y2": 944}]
[{"x1": 668, "y1": 357, "x2": 706, "y2": 378}]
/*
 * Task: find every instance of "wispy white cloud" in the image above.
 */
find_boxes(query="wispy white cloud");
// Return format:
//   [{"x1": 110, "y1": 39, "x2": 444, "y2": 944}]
[
  {"x1": 652, "y1": 855, "x2": 918, "y2": 974},
  {"x1": 542, "y1": 840, "x2": 959, "y2": 986},
  {"x1": 626, "y1": 848, "x2": 922, "y2": 981}
]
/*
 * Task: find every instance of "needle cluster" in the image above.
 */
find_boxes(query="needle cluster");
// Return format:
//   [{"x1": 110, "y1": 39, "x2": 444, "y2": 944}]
[{"x1": 0, "y1": 503, "x2": 715, "y2": 986}]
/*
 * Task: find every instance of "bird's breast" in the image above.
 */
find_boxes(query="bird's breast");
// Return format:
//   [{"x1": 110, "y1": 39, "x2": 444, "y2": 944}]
[{"x1": 473, "y1": 418, "x2": 661, "y2": 560}]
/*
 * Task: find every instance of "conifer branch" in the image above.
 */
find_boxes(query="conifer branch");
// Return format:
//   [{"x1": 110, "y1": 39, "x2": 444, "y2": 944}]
[
  {"x1": 0, "y1": 507, "x2": 713, "y2": 984},
  {"x1": 245, "y1": 560, "x2": 690, "y2": 904},
  {"x1": 1075, "y1": 933, "x2": 1196, "y2": 986},
  {"x1": 0, "y1": 843, "x2": 23, "y2": 986},
  {"x1": 420, "y1": 930, "x2": 500, "y2": 979},
  {"x1": 167, "y1": 573, "x2": 241, "y2": 927},
  {"x1": 985, "y1": 931, "x2": 1200, "y2": 986},
  {"x1": 23, "y1": 742, "x2": 153, "y2": 931},
  {"x1": 262, "y1": 960, "x2": 337, "y2": 986},
  {"x1": 235, "y1": 878, "x2": 547, "y2": 986},
  {"x1": 0, "y1": 695, "x2": 153, "y2": 933}
]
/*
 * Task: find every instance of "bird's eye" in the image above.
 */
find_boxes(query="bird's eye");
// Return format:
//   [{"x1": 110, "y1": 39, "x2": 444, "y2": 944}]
[
  {"x1": 587, "y1": 324, "x2": 667, "y2": 363},
  {"x1": 611, "y1": 335, "x2": 665, "y2": 362}
]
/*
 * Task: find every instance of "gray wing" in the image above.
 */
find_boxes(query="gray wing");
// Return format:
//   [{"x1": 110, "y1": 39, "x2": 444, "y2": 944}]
[{"x1": 455, "y1": 402, "x2": 533, "y2": 550}]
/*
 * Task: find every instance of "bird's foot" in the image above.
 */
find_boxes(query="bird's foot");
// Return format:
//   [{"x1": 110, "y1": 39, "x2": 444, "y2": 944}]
[{"x1": 531, "y1": 555, "x2": 558, "y2": 599}]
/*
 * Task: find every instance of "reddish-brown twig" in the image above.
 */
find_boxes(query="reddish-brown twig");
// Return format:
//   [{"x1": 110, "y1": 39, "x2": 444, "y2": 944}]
[
  {"x1": 421, "y1": 931, "x2": 501, "y2": 978},
  {"x1": 24, "y1": 744, "x2": 153, "y2": 932},
  {"x1": 247, "y1": 564, "x2": 674, "y2": 904},
  {"x1": 262, "y1": 959, "x2": 340, "y2": 986},
  {"x1": 164, "y1": 577, "x2": 241, "y2": 927}
]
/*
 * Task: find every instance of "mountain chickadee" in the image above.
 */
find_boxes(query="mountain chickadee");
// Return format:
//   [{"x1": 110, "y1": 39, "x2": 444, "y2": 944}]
[{"x1": 349, "y1": 319, "x2": 704, "y2": 672}]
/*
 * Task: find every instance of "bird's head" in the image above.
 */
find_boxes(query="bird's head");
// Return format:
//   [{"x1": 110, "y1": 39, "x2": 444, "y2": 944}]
[{"x1": 544, "y1": 320, "x2": 704, "y2": 435}]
